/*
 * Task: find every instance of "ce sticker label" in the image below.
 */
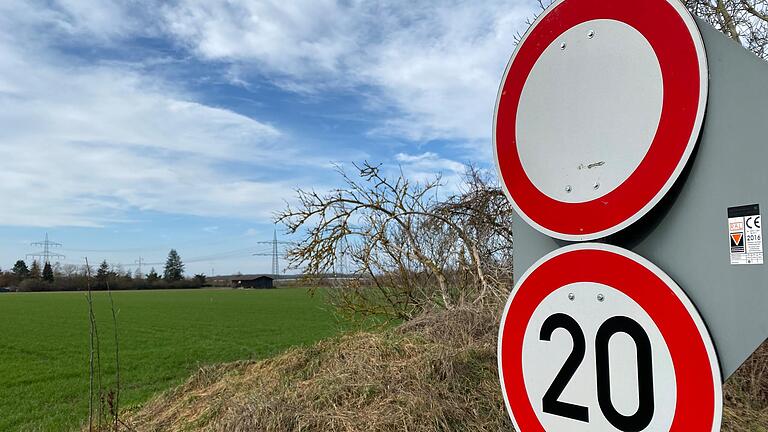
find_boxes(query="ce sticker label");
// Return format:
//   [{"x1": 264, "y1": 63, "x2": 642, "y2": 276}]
[{"x1": 746, "y1": 216, "x2": 761, "y2": 229}]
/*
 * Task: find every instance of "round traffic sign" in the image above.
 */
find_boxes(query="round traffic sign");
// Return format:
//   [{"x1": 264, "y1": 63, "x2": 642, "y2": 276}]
[
  {"x1": 498, "y1": 244, "x2": 722, "y2": 432},
  {"x1": 493, "y1": 0, "x2": 708, "y2": 241}
]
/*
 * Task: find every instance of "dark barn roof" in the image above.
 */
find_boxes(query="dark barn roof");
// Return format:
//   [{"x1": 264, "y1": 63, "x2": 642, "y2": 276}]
[
  {"x1": 207, "y1": 274, "x2": 275, "y2": 283},
  {"x1": 230, "y1": 274, "x2": 274, "y2": 289},
  {"x1": 230, "y1": 274, "x2": 274, "y2": 281}
]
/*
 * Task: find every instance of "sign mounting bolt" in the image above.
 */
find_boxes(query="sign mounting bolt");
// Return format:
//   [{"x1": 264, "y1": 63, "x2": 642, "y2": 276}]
[
  {"x1": 597, "y1": 293, "x2": 605, "y2": 302},
  {"x1": 568, "y1": 293, "x2": 575, "y2": 301},
  {"x1": 565, "y1": 185, "x2": 572, "y2": 193},
  {"x1": 560, "y1": 42, "x2": 567, "y2": 50},
  {"x1": 593, "y1": 182, "x2": 600, "y2": 190},
  {"x1": 587, "y1": 30, "x2": 595, "y2": 38}
]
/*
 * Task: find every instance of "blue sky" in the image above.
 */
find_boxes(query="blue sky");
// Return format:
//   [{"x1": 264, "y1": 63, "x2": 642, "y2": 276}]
[{"x1": 0, "y1": 0, "x2": 537, "y2": 275}]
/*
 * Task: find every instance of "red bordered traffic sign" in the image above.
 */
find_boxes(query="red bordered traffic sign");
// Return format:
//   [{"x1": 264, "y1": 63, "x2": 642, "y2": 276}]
[
  {"x1": 498, "y1": 244, "x2": 722, "y2": 432},
  {"x1": 493, "y1": 0, "x2": 708, "y2": 241}
]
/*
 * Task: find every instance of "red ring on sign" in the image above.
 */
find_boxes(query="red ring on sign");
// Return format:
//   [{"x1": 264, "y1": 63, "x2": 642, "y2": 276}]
[
  {"x1": 494, "y1": 0, "x2": 705, "y2": 239},
  {"x1": 498, "y1": 246, "x2": 720, "y2": 431}
]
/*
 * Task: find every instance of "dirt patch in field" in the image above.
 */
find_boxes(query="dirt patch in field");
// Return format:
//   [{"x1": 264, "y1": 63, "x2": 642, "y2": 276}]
[{"x1": 118, "y1": 307, "x2": 768, "y2": 431}]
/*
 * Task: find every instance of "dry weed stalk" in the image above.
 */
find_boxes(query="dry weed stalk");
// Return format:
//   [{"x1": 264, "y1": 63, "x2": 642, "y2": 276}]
[
  {"x1": 85, "y1": 258, "x2": 96, "y2": 432},
  {"x1": 106, "y1": 279, "x2": 121, "y2": 430},
  {"x1": 84, "y1": 258, "x2": 124, "y2": 432}
]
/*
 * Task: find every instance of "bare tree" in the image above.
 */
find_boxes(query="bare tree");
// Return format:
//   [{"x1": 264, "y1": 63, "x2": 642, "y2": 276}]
[
  {"x1": 433, "y1": 167, "x2": 514, "y2": 304},
  {"x1": 686, "y1": 0, "x2": 768, "y2": 59},
  {"x1": 277, "y1": 162, "x2": 514, "y2": 321}
]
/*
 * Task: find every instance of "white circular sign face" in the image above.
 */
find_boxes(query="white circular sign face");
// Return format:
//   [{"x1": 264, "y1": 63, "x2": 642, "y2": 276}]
[
  {"x1": 516, "y1": 19, "x2": 663, "y2": 203},
  {"x1": 498, "y1": 244, "x2": 722, "y2": 432},
  {"x1": 494, "y1": 0, "x2": 708, "y2": 241},
  {"x1": 522, "y1": 283, "x2": 676, "y2": 431}
]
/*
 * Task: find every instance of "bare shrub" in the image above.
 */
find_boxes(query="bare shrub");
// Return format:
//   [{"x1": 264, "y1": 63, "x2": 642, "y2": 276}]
[{"x1": 277, "y1": 162, "x2": 514, "y2": 321}]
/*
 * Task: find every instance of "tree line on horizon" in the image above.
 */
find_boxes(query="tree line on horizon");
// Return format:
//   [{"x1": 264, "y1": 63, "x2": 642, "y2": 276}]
[{"x1": 0, "y1": 249, "x2": 207, "y2": 292}]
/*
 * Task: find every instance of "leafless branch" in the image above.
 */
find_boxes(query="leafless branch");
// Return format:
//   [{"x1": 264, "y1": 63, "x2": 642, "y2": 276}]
[{"x1": 277, "y1": 162, "x2": 514, "y2": 320}]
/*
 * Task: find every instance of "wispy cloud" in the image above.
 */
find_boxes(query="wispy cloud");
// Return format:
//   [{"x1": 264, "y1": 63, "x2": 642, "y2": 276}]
[
  {"x1": 158, "y1": 0, "x2": 535, "y2": 147},
  {"x1": 394, "y1": 152, "x2": 467, "y2": 194},
  {"x1": 0, "y1": 4, "x2": 314, "y2": 227},
  {"x1": 0, "y1": 0, "x2": 538, "y2": 229}
]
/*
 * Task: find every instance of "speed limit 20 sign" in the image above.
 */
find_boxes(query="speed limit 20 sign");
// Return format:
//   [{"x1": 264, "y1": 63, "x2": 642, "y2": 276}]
[{"x1": 498, "y1": 244, "x2": 722, "y2": 431}]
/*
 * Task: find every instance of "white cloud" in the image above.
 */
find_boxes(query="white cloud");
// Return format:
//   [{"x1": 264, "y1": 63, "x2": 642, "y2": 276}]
[
  {"x1": 158, "y1": 0, "x2": 537, "y2": 146},
  {"x1": 394, "y1": 152, "x2": 466, "y2": 193},
  {"x1": 0, "y1": 1, "x2": 149, "y2": 43},
  {"x1": 161, "y1": 0, "x2": 354, "y2": 76},
  {"x1": 48, "y1": 0, "x2": 146, "y2": 39},
  {"x1": 244, "y1": 228, "x2": 260, "y2": 237},
  {"x1": 395, "y1": 152, "x2": 466, "y2": 173},
  {"x1": 365, "y1": 3, "x2": 533, "y2": 145},
  {"x1": 0, "y1": 7, "x2": 311, "y2": 227},
  {"x1": 0, "y1": 0, "x2": 539, "y2": 228}
]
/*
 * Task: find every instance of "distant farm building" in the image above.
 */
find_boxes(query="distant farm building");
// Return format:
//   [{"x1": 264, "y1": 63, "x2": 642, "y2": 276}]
[{"x1": 230, "y1": 275, "x2": 274, "y2": 289}]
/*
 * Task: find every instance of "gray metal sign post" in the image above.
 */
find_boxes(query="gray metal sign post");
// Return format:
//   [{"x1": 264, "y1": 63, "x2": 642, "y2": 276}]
[
  {"x1": 495, "y1": 0, "x2": 768, "y2": 426},
  {"x1": 511, "y1": 17, "x2": 768, "y2": 380}
]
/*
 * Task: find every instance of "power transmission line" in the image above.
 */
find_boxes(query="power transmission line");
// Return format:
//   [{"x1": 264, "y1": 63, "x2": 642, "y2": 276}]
[
  {"x1": 60, "y1": 234, "x2": 259, "y2": 254},
  {"x1": 52, "y1": 236, "x2": 294, "y2": 274},
  {"x1": 65, "y1": 246, "x2": 273, "y2": 268}
]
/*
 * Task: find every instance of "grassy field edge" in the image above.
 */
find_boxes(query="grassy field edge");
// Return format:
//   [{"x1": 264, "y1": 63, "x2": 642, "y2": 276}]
[
  {"x1": 121, "y1": 307, "x2": 768, "y2": 432},
  {"x1": 0, "y1": 288, "x2": 347, "y2": 431}
]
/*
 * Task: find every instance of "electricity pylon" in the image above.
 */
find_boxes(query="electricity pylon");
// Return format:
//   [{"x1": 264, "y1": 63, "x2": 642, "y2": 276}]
[
  {"x1": 26, "y1": 233, "x2": 65, "y2": 264},
  {"x1": 253, "y1": 229, "x2": 293, "y2": 278}
]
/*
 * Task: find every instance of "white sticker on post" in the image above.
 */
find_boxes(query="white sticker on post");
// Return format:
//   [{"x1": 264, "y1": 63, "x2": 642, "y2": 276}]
[{"x1": 728, "y1": 204, "x2": 763, "y2": 265}]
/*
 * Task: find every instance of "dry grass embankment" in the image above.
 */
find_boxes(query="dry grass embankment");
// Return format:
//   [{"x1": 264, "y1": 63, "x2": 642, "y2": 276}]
[
  {"x1": 724, "y1": 343, "x2": 768, "y2": 431},
  {"x1": 118, "y1": 307, "x2": 768, "y2": 431}
]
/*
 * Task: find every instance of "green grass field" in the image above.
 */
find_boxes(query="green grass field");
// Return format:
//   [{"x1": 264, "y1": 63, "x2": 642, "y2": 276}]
[{"x1": 0, "y1": 288, "x2": 347, "y2": 431}]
